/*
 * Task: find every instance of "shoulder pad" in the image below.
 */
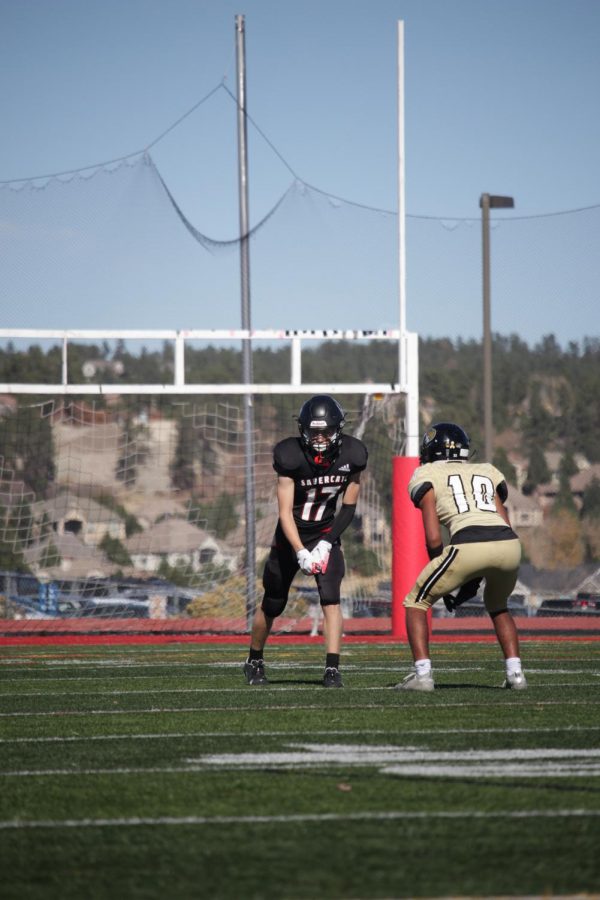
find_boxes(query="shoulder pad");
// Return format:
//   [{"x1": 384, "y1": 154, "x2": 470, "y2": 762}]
[
  {"x1": 410, "y1": 481, "x2": 433, "y2": 508},
  {"x1": 343, "y1": 435, "x2": 368, "y2": 470},
  {"x1": 273, "y1": 437, "x2": 303, "y2": 476}
]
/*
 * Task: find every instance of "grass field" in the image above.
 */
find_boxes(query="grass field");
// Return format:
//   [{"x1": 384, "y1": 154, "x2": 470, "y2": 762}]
[{"x1": 1, "y1": 639, "x2": 599, "y2": 899}]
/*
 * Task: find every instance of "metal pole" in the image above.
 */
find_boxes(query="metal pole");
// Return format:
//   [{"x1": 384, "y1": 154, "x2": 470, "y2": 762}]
[
  {"x1": 480, "y1": 192, "x2": 493, "y2": 463},
  {"x1": 235, "y1": 14, "x2": 256, "y2": 629}
]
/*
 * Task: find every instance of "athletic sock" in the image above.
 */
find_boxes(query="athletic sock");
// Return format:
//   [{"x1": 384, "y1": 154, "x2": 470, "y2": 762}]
[
  {"x1": 326, "y1": 653, "x2": 340, "y2": 670},
  {"x1": 505, "y1": 656, "x2": 522, "y2": 676},
  {"x1": 248, "y1": 648, "x2": 263, "y2": 663},
  {"x1": 415, "y1": 658, "x2": 432, "y2": 677}
]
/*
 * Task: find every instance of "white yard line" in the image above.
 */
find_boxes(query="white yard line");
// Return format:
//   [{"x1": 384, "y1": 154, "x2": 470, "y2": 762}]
[
  {"x1": 2, "y1": 663, "x2": 598, "y2": 676},
  {"x1": 2, "y1": 698, "x2": 600, "y2": 718},
  {"x1": 1, "y1": 809, "x2": 598, "y2": 830},
  {"x1": 0, "y1": 679, "x2": 595, "y2": 699},
  {"x1": 2, "y1": 724, "x2": 599, "y2": 744}
]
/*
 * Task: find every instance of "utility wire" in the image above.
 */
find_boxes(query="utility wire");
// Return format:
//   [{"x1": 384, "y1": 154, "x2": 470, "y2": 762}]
[
  {"x1": 0, "y1": 81, "x2": 226, "y2": 185},
  {"x1": 2, "y1": 81, "x2": 599, "y2": 221},
  {"x1": 220, "y1": 82, "x2": 299, "y2": 180},
  {"x1": 144, "y1": 82, "x2": 225, "y2": 152}
]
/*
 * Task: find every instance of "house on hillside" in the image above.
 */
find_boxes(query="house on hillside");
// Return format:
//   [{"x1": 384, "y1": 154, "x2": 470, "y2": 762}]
[
  {"x1": 534, "y1": 458, "x2": 599, "y2": 513},
  {"x1": 33, "y1": 493, "x2": 125, "y2": 547},
  {"x1": 228, "y1": 506, "x2": 279, "y2": 563},
  {"x1": 24, "y1": 531, "x2": 114, "y2": 580},
  {"x1": 123, "y1": 495, "x2": 188, "y2": 531},
  {"x1": 504, "y1": 484, "x2": 543, "y2": 529},
  {"x1": 125, "y1": 518, "x2": 236, "y2": 574},
  {"x1": 516, "y1": 562, "x2": 599, "y2": 611},
  {"x1": 0, "y1": 477, "x2": 33, "y2": 509},
  {"x1": 573, "y1": 564, "x2": 600, "y2": 600}
]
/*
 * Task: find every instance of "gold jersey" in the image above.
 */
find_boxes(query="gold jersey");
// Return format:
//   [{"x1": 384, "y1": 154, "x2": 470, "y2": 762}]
[{"x1": 408, "y1": 460, "x2": 509, "y2": 539}]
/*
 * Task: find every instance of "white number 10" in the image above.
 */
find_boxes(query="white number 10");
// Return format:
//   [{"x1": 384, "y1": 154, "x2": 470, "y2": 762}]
[{"x1": 447, "y1": 473, "x2": 496, "y2": 513}]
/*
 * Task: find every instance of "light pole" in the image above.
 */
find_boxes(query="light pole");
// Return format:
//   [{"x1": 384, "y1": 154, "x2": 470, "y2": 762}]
[{"x1": 480, "y1": 193, "x2": 514, "y2": 462}]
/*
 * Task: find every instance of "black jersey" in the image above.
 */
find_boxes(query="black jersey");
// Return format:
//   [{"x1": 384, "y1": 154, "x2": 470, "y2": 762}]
[{"x1": 273, "y1": 435, "x2": 368, "y2": 540}]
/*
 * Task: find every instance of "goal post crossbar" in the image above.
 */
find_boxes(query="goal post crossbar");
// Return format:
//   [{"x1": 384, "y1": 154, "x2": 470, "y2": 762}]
[
  {"x1": 0, "y1": 383, "x2": 405, "y2": 396},
  {"x1": 0, "y1": 327, "x2": 418, "y2": 398}
]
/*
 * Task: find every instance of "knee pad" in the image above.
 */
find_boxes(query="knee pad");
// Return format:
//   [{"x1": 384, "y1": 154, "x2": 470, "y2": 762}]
[{"x1": 261, "y1": 595, "x2": 287, "y2": 618}]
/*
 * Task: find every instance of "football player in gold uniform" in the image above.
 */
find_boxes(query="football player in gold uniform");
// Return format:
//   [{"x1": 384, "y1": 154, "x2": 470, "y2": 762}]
[{"x1": 398, "y1": 423, "x2": 526, "y2": 692}]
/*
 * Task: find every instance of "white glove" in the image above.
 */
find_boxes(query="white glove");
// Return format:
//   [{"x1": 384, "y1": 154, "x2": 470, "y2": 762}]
[
  {"x1": 311, "y1": 540, "x2": 332, "y2": 574},
  {"x1": 296, "y1": 548, "x2": 315, "y2": 576}
]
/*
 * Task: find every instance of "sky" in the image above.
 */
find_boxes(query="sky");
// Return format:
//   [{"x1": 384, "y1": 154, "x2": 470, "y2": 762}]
[{"x1": 1, "y1": 0, "x2": 599, "y2": 345}]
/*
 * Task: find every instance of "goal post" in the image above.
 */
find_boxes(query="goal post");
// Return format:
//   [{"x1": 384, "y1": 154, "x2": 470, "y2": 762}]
[{"x1": 0, "y1": 327, "x2": 422, "y2": 637}]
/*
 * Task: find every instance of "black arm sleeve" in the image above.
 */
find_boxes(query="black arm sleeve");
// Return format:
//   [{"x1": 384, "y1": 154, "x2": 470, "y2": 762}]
[
  {"x1": 324, "y1": 504, "x2": 356, "y2": 544},
  {"x1": 497, "y1": 480, "x2": 508, "y2": 503},
  {"x1": 427, "y1": 543, "x2": 443, "y2": 560}
]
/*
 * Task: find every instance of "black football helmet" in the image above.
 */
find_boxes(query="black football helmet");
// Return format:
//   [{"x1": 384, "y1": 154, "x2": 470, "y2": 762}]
[
  {"x1": 419, "y1": 422, "x2": 470, "y2": 464},
  {"x1": 297, "y1": 395, "x2": 345, "y2": 462}
]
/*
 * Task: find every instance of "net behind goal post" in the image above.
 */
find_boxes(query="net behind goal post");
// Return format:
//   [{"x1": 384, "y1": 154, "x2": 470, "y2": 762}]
[{"x1": 0, "y1": 327, "x2": 420, "y2": 638}]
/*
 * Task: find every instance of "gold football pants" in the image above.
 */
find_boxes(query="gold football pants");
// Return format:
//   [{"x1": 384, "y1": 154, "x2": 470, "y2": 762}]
[{"x1": 403, "y1": 538, "x2": 522, "y2": 613}]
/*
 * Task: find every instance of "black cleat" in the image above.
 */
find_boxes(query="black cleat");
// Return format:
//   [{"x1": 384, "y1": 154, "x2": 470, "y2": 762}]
[
  {"x1": 323, "y1": 666, "x2": 343, "y2": 688},
  {"x1": 243, "y1": 659, "x2": 269, "y2": 686}
]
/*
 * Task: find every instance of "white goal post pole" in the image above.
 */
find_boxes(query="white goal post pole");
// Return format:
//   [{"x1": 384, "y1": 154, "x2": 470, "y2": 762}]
[
  {"x1": 397, "y1": 20, "x2": 419, "y2": 458},
  {"x1": 393, "y1": 21, "x2": 426, "y2": 639},
  {"x1": 397, "y1": 19, "x2": 407, "y2": 345}
]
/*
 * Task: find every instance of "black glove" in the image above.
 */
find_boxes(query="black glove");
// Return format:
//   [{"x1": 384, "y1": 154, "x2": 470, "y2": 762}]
[{"x1": 443, "y1": 577, "x2": 482, "y2": 614}]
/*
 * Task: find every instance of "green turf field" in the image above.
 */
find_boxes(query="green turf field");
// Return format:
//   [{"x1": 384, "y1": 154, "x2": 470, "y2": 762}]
[{"x1": 1, "y1": 640, "x2": 599, "y2": 899}]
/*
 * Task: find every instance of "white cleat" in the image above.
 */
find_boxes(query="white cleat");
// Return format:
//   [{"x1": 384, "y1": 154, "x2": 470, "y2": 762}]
[
  {"x1": 503, "y1": 670, "x2": 527, "y2": 690},
  {"x1": 395, "y1": 671, "x2": 435, "y2": 693}
]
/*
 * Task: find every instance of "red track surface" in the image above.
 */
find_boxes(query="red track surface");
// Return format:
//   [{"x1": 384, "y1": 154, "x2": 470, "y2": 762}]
[{"x1": 1, "y1": 616, "x2": 599, "y2": 645}]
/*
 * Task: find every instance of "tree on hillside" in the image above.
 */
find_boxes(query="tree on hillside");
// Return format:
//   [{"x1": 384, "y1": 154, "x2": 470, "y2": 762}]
[
  {"x1": 188, "y1": 492, "x2": 238, "y2": 539},
  {"x1": 171, "y1": 414, "x2": 196, "y2": 491},
  {"x1": 0, "y1": 504, "x2": 30, "y2": 572},
  {"x1": 116, "y1": 417, "x2": 149, "y2": 488},
  {"x1": 530, "y1": 509, "x2": 585, "y2": 569},
  {"x1": 493, "y1": 447, "x2": 517, "y2": 486},
  {"x1": 0, "y1": 405, "x2": 55, "y2": 498},
  {"x1": 552, "y1": 472, "x2": 578, "y2": 516},
  {"x1": 99, "y1": 533, "x2": 132, "y2": 567},
  {"x1": 40, "y1": 541, "x2": 62, "y2": 569},
  {"x1": 581, "y1": 478, "x2": 600, "y2": 522},
  {"x1": 582, "y1": 520, "x2": 600, "y2": 563},
  {"x1": 559, "y1": 451, "x2": 578, "y2": 482},
  {"x1": 96, "y1": 494, "x2": 143, "y2": 538},
  {"x1": 522, "y1": 444, "x2": 551, "y2": 495}
]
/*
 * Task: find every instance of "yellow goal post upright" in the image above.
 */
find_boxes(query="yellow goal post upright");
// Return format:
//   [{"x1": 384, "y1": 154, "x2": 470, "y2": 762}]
[{"x1": 0, "y1": 326, "x2": 420, "y2": 635}]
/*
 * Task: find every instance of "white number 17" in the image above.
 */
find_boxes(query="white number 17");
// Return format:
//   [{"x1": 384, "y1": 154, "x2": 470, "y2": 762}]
[{"x1": 302, "y1": 486, "x2": 340, "y2": 521}]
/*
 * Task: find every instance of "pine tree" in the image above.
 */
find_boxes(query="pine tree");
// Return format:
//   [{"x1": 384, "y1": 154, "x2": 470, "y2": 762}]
[
  {"x1": 581, "y1": 477, "x2": 600, "y2": 521},
  {"x1": 522, "y1": 444, "x2": 551, "y2": 495}
]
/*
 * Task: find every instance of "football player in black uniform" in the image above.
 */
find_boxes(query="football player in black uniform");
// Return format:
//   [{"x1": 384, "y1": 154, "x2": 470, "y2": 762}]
[{"x1": 243, "y1": 395, "x2": 368, "y2": 688}]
